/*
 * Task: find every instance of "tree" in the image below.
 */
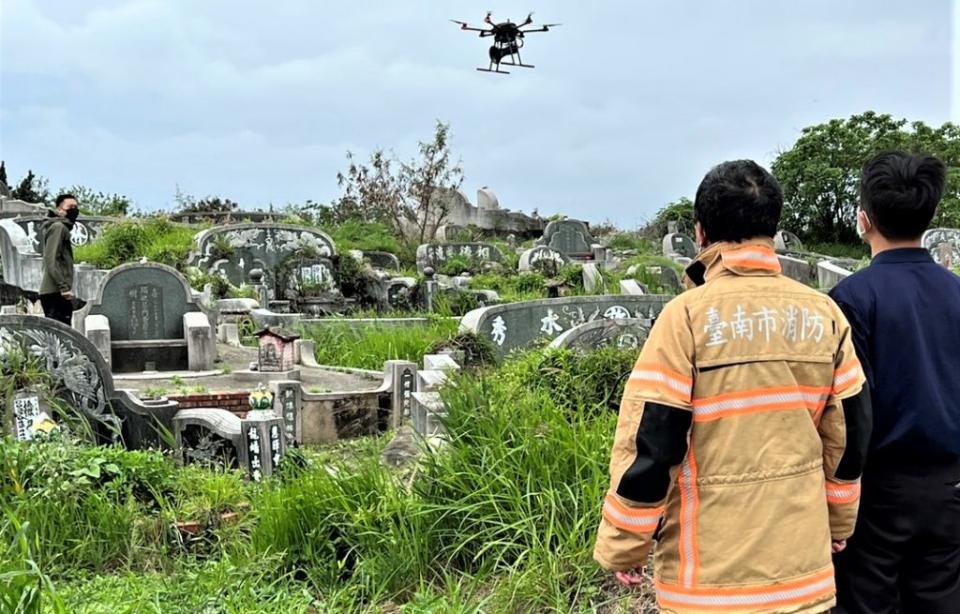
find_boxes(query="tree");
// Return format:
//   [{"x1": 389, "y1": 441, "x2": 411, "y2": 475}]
[
  {"x1": 0, "y1": 161, "x2": 7, "y2": 188},
  {"x1": 61, "y1": 185, "x2": 132, "y2": 217},
  {"x1": 772, "y1": 112, "x2": 960, "y2": 244},
  {"x1": 11, "y1": 170, "x2": 50, "y2": 204},
  {"x1": 650, "y1": 197, "x2": 695, "y2": 237},
  {"x1": 174, "y1": 186, "x2": 240, "y2": 214},
  {"x1": 333, "y1": 121, "x2": 465, "y2": 242}
]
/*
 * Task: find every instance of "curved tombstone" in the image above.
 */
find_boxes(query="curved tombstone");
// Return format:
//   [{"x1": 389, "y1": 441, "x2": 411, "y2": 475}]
[
  {"x1": 0, "y1": 315, "x2": 118, "y2": 437},
  {"x1": 539, "y1": 219, "x2": 594, "y2": 259},
  {"x1": 74, "y1": 262, "x2": 215, "y2": 372},
  {"x1": 416, "y1": 242, "x2": 505, "y2": 273},
  {"x1": 477, "y1": 187, "x2": 499, "y2": 210},
  {"x1": 921, "y1": 228, "x2": 960, "y2": 269},
  {"x1": 548, "y1": 318, "x2": 651, "y2": 352},
  {"x1": 662, "y1": 233, "x2": 698, "y2": 260},
  {"x1": 461, "y1": 295, "x2": 670, "y2": 358},
  {"x1": 774, "y1": 230, "x2": 805, "y2": 254},
  {"x1": 11, "y1": 215, "x2": 117, "y2": 252},
  {"x1": 363, "y1": 251, "x2": 401, "y2": 272},
  {"x1": 191, "y1": 223, "x2": 337, "y2": 291},
  {"x1": 518, "y1": 245, "x2": 569, "y2": 274}
]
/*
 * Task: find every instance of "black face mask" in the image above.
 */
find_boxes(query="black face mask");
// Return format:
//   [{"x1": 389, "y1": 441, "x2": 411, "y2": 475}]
[{"x1": 65, "y1": 208, "x2": 80, "y2": 222}]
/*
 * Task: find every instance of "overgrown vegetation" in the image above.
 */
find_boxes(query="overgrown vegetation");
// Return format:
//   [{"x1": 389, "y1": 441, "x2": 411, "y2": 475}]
[
  {"x1": 73, "y1": 216, "x2": 198, "y2": 271},
  {"x1": 300, "y1": 318, "x2": 460, "y2": 370}
]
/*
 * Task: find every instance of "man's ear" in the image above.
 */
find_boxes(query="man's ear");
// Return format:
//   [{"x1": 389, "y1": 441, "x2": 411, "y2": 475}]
[{"x1": 694, "y1": 222, "x2": 708, "y2": 249}]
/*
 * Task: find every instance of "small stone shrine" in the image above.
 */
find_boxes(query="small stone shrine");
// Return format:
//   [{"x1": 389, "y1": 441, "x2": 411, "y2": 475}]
[
  {"x1": 662, "y1": 232, "x2": 698, "y2": 261},
  {"x1": 255, "y1": 327, "x2": 300, "y2": 372}
]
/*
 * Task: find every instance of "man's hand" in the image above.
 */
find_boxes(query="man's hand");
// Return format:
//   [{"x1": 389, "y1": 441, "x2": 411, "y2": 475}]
[
  {"x1": 832, "y1": 540, "x2": 847, "y2": 554},
  {"x1": 614, "y1": 569, "x2": 646, "y2": 587},
  {"x1": 61, "y1": 290, "x2": 74, "y2": 301}
]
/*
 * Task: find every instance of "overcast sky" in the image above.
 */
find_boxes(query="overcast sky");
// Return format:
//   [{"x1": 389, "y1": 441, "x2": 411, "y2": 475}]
[{"x1": 1, "y1": 1, "x2": 956, "y2": 226}]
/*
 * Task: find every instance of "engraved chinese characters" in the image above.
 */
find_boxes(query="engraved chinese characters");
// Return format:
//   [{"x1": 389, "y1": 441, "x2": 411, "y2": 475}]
[
  {"x1": 922, "y1": 228, "x2": 960, "y2": 269},
  {"x1": 127, "y1": 284, "x2": 165, "y2": 340}
]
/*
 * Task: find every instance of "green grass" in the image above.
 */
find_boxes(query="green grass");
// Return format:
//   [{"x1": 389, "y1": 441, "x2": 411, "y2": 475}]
[
  {"x1": 804, "y1": 242, "x2": 870, "y2": 260},
  {"x1": 74, "y1": 216, "x2": 200, "y2": 270},
  {"x1": 300, "y1": 318, "x2": 460, "y2": 370},
  {"x1": 3, "y1": 345, "x2": 650, "y2": 612}
]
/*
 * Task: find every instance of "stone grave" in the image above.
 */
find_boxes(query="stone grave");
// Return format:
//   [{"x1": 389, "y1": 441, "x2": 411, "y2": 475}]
[
  {"x1": 74, "y1": 263, "x2": 215, "y2": 373},
  {"x1": 773, "y1": 230, "x2": 805, "y2": 254},
  {"x1": 173, "y1": 407, "x2": 286, "y2": 482},
  {"x1": 12, "y1": 214, "x2": 115, "y2": 252},
  {"x1": 662, "y1": 232, "x2": 698, "y2": 261},
  {"x1": 817, "y1": 260, "x2": 854, "y2": 291},
  {"x1": 518, "y1": 245, "x2": 569, "y2": 275},
  {"x1": 461, "y1": 295, "x2": 670, "y2": 358},
  {"x1": 360, "y1": 250, "x2": 401, "y2": 272},
  {"x1": 548, "y1": 318, "x2": 652, "y2": 352},
  {"x1": 778, "y1": 255, "x2": 816, "y2": 285},
  {"x1": 538, "y1": 219, "x2": 595, "y2": 260},
  {"x1": 921, "y1": 228, "x2": 960, "y2": 269},
  {"x1": 0, "y1": 315, "x2": 122, "y2": 440},
  {"x1": 191, "y1": 223, "x2": 337, "y2": 300},
  {"x1": 255, "y1": 327, "x2": 299, "y2": 372},
  {"x1": 415, "y1": 242, "x2": 505, "y2": 273}
]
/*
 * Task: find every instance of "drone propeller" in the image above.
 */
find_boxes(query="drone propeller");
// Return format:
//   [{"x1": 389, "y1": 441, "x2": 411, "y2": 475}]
[
  {"x1": 520, "y1": 12, "x2": 534, "y2": 26},
  {"x1": 451, "y1": 18, "x2": 490, "y2": 32},
  {"x1": 484, "y1": 11, "x2": 494, "y2": 25}
]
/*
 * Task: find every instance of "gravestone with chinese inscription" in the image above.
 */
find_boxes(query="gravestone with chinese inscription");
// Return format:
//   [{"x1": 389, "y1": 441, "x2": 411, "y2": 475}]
[
  {"x1": 75, "y1": 263, "x2": 215, "y2": 372},
  {"x1": 921, "y1": 228, "x2": 960, "y2": 269},
  {"x1": 13, "y1": 215, "x2": 115, "y2": 252},
  {"x1": 461, "y1": 295, "x2": 670, "y2": 359},
  {"x1": 548, "y1": 318, "x2": 652, "y2": 352},
  {"x1": 518, "y1": 245, "x2": 570, "y2": 275},
  {"x1": 538, "y1": 219, "x2": 595, "y2": 259},
  {"x1": 191, "y1": 223, "x2": 337, "y2": 299},
  {"x1": 415, "y1": 242, "x2": 505, "y2": 273}
]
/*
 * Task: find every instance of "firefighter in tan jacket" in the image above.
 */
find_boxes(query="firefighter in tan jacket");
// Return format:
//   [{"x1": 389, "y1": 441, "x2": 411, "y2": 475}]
[{"x1": 595, "y1": 161, "x2": 872, "y2": 614}]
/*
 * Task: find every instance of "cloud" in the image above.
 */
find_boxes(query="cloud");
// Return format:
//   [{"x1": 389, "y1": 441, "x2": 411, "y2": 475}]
[{"x1": 0, "y1": 0, "x2": 953, "y2": 226}]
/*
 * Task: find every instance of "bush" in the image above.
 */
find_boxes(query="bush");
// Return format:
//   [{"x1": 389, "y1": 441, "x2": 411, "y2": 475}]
[
  {"x1": 73, "y1": 217, "x2": 197, "y2": 270},
  {"x1": 300, "y1": 318, "x2": 459, "y2": 370}
]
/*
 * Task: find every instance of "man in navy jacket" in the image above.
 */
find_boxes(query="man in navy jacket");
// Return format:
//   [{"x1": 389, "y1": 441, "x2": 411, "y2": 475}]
[{"x1": 829, "y1": 151, "x2": 960, "y2": 614}]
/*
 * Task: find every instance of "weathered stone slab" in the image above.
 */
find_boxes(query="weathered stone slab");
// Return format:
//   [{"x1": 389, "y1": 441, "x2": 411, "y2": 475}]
[
  {"x1": 662, "y1": 233, "x2": 698, "y2": 260},
  {"x1": 0, "y1": 315, "x2": 118, "y2": 434},
  {"x1": 461, "y1": 295, "x2": 670, "y2": 358},
  {"x1": 363, "y1": 251, "x2": 401, "y2": 272},
  {"x1": 12, "y1": 215, "x2": 116, "y2": 252},
  {"x1": 415, "y1": 242, "x2": 505, "y2": 273},
  {"x1": 548, "y1": 318, "x2": 652, "y2": 352},
  {"x1": 774, "y1": 230, "x2": 805, "y2": 254},
  {"x1": 778, "y1": 255, "x2": 816, "y2": 285},
  {"x1": 191, "y1": 223, "x2": 336, "y2": 294},
  {"x1": 582, "y1": 262, "x2": 604, "y2": 293},
  {"x1": 518, "y1": 245, "x2": 569, "y2": 274},
  {"x1": 817, "y1": 260, "x2": 854, "y2": 291},
  {"x1": 74, "y1": 263, "x2": 215, "y2": 372},
  {"x1": 921, "y1": 228, "x2": 960, "y2": 269},
  {"x1": 619, "y1": 279, "x2": 648, "y2": 295},
  {"x1": 538, "y1": 219, "x2": 594, "y2": 259}
]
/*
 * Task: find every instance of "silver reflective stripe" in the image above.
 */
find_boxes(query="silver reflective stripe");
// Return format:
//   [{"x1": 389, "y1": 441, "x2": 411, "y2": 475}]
[
  {"x1": 630, "y1": 370, "x2": 692, "y2": 397},
  {"x1": 602, "y1": 500, "x2": 660, "y2": 531},
  {"x1": 694, "y1": 390, "x2": 828, "y2": 417},
  {"x1": 679, "y1": 456, "x2": 696, "y2": 586},
  {"x1": 658, "y1": 576, "x2": 834, "y2": 607}
]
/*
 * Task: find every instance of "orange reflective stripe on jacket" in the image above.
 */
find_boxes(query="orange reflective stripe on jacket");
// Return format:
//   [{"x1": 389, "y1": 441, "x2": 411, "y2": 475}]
[
  {"x1": 656, "y1": 567, "x2": 836, "y2": 610},
  {"x1": 601, "y1": 494, "x2": 664, "y2": 533},
  {"x1": 626, "y1": 362, "x2": 693, "y2": 406},
  {"x1": 825, "y1": 480, "x2": 860, "y2": 505},
  {"x1": 720, "y1": 245, "x2": 782, "y2": 273},
  {"x1": 678, "y1": 442, "x2": 700, "y2": 587},
  {"x1": 692, "y1": 385, "x2": 831, "y2": 422},
  {"x1": 833, "y1": 359, "x2": 863, "y2": 396}
]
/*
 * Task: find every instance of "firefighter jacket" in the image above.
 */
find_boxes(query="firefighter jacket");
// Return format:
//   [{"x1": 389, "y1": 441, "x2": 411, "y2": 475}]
[{"x1": 594, "y1": 238, "x2": 872, "y2": 614}]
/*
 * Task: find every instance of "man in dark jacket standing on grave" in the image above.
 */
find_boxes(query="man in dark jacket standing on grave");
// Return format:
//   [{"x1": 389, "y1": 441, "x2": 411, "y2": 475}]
[
  {"x1": 830, "y1": 151, "x2": 960, "y2": 614},
  {"x1": 39, "y1": 194, "x2": 79, "y2": 326}
]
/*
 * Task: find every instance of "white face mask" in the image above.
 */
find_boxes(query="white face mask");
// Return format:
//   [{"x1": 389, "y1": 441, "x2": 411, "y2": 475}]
[{"x1": 856, "y1": 208, "x2": 868, "y2": 240}]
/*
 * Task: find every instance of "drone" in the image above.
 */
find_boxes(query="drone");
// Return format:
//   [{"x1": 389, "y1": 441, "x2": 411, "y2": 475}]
[{"x1": 451, "y1": 12, "x2": 560, "y2": 74}]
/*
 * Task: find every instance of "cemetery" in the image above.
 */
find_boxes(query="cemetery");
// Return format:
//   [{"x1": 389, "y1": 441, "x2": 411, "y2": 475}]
[{"x1": 2, "y1": 100, "x2": 959, "y2": 612}]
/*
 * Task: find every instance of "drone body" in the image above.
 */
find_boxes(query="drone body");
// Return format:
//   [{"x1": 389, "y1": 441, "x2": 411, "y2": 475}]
[{"x1": 451, "y1": 12, "x2": 560, "y2": 74}]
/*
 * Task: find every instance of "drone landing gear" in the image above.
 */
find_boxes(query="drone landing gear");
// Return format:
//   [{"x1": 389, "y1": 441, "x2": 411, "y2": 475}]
[
  {"x1": 500, "y1": 61, "x2": 535, "y2": 69},
  {"x1": 477, "y1": 67, "x2": 510, "y2": 74}
]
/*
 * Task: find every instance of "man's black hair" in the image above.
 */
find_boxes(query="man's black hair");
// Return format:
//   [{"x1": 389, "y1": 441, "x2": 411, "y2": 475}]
[
  {"x1": 860, "y1": 151, "x2": 946, "y2": 241},
  {"x1": 55, "y1": 193, "x2": 78, "y2": 208},
  {"x1": 693, "y1": 160, "x2": 783, "y2": 243}
]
